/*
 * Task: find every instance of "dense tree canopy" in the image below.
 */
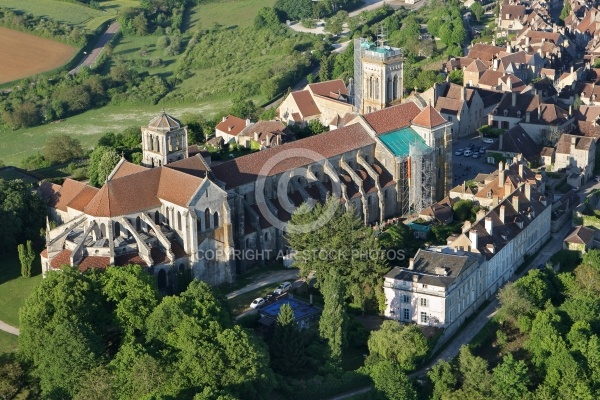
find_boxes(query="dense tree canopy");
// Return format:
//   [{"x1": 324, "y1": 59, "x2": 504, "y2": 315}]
[
  {"x1": 0, "y1": 179, "x2": 46, "y2": 254},
  {"x1": 19, "y1": 266, "x2": 275, "y2": 399}
]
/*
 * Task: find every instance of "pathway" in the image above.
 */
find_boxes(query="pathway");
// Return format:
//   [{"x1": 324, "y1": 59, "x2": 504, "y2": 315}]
[
  {"x1": 226, "y1": 269, "x2": 299, "y2": 299},
  {"x1": 0, "y1": 320, "x2": 19, "y2": 336},
  {"x1": 69, "y1": 22, "x2": 120, "y2": 75}
]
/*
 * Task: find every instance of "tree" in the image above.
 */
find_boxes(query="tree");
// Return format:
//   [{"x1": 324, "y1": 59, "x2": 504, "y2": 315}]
[
  {"x1": 366, "y1": 321, "x2": 429, "y2": 372},
  {"x1": 471, "y1": 2, "x2": 484, "y2": 22},
  {"x1": 254, "y1": 7, "x2": 281, "y2": 31},
  {"x1": 491, "y1": 354, "x2": 529, "y2": 400},
  {"x1": 457, "y1": 346, "x2": 492, "y2": 396},
  {"x1": 560, "y1": 1, "x2": 571, "y2": 22},
  {"x1": 270, "y1": 303, "x2": 307, "y2": 373},
  {"x1": 287, "y1": 197, "x2": 389, "y2": 312},
  {"x1": 18, "y1": 240, "x2": 35, "y2": 277},
  {"x1": 157, "y1": 35, "x2": 170, "y2": 48},
  {"x1": 102, "y1": 264, "x2": 160, "y2": 335},
  {"x1": 497, "y1": 281, "x2": 535, "y2": 326},
  {"x1": 452, "y1": 199, "x2": 474, "y2": 221},
  {"x1": 319, "y1": 271, "x2": 347, "y2": 364},
  {"x1": 319, "y1": 55, "x2": 334, "y2": 82},
  {"x1": 0, "y1": 353, "x2": 25, "y2": 400},
  {"x1": 448, "y1": 69, "x2": 463, "y2": 85},
  {"x1": 0, "y1": 179, "x2": 46, "y2": 254},
  {"x1": 428, "y1": 360, "x2": 457, "y2": 400},
  {"x1": 44, "y1": 134, "x2": 84, "y2": 164},
  {"x1": 87, "y1": 146, "x2": 121, "y2": 187},
  {"x1": 369, "y1": 361, "x2": 417, "y2": 400}
]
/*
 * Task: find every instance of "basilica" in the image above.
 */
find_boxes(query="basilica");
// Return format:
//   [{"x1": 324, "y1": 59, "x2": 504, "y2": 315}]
[{"x1": 40, "y1": 42, "x2": 453, "y2": 290}]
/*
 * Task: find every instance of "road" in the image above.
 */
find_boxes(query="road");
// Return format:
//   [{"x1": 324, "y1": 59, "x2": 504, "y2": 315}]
[
  {"x1": 69, "y1": 22, "x2": 120, "y2": 75},
  {"x1": 226, "y1": 269, "x2": 299, "y2": 299},
  {"x1": 0, "y1": 320, "x2": 19, "y2": 336}
]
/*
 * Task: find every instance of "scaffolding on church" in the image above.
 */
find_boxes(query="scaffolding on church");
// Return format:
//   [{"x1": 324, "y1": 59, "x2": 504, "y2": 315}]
[
  {"x1": 409, "y1": 145, "x2": 435, "y2": 214},
  {"x1": 398, "y1": 156, "x2": 410, "y2": 216},
  {"x1": 352, "y1": 38, "x2": 365, "y2": 112}
]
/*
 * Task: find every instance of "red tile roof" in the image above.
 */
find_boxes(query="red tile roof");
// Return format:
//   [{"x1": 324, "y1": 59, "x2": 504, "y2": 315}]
[
  {"x1": 114, "y1": 252, "x2": 149, "y2": 267},
  {"x1": 291, "y1": 91, "x2": 321, "y2": 117},
  {"x1": 77, "y1": 256, "x2": 111, "y2": 272},
  {"x1": 110, "y1": 160, "x2": 147, "y2": 180},
  {"x1": 465, "y1": 59, "x2": 488, "y2": 73},
  {"x1": 412, "y1": 105, "x2": 447, "y2": 128},
  {"x1": 216, "y1": 115, "x2": 247, "y2": 137},
  {"x1": 212, "y1": 123, "x2": 374, "y2": 189},
  {"x1": 307, "y1": 79, "x2": 348, "y2": 99},
  {"x1": 50, "y1": 249, "x2": 72, "y2": 269},
  {"x1": 363, "y1": 102, "x2": 421, "y2": 134},
  {"x1": 67, "y1": 185, "x2": 99, "y2": 212},
  {"x1": 52, "y1": 179, "x2": 87, "y2": 212}
]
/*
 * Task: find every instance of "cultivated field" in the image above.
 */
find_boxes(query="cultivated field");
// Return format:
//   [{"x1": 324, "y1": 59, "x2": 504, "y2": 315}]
[{"x1": 0, "y1": 27, "x2": 76, "y2": 84}]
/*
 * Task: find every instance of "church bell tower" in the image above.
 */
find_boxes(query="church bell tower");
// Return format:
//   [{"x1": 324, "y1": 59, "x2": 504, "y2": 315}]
[{"x1": 141, "y1": 111, "x2": 188, "y2": 168}]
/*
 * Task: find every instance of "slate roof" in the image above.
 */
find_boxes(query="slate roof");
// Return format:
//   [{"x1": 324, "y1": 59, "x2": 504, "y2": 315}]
[
  {"x1": 385, "y1": 248, "x2": 482, "y2": 288},
  {"x1": 211, "y1": 123, "x2": 375, "y2": 189},
  {"x1": 486, "y1": 125, "x2": 541, "y2": 162},
  {"x1": 564, "y1": 225, "x2": 596, "y2": 244},
  {"x1": 148, "y1": 112, "x2": 181, "y2": 130}
]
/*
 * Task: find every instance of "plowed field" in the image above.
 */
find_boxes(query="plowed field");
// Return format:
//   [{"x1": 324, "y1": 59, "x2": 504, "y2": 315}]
[{"x1": 0, "y1": 27, "x2": 76, "y2": 84}]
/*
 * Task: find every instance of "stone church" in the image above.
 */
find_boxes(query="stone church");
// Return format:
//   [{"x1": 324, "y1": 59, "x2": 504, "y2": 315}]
[{"x1": 41, "y1": 98, "x2": 452, "y2": 288}]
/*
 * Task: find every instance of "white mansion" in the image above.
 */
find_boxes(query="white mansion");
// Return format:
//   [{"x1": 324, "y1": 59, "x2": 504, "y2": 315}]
[{"x1": 384, "y1": 160, "x2": 551, "y2": 337}]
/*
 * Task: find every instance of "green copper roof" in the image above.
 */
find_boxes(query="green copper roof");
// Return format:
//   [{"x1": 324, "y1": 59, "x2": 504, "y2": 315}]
[{"x1": 378, "y1": 127, "x2": 430, "y2": 157}]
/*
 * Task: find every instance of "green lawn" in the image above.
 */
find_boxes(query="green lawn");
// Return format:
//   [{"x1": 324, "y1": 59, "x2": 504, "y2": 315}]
[
  {"x1": 0, "y1": 251, "x2": 42, "y2": 328},
  {"x1": 188, "y1": 0, "x2": 276, "y2": 30},
  {"x1": 0, "y1": 330, "x2": 19, "y2": 354},
  {"x1": 1, "y1": 0, "x2": 111, "y2": 30},
  {"x1": 0, "y1": 100, "x2": 229, "y2": 166}
]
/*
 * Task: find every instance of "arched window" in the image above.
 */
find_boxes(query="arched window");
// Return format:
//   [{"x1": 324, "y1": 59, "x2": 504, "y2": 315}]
[
  {"x1": 375, "y1": 78, "x2": 379, "y2": 100},
  {"x1": 204, "y1": 208, "x2": 211, "y2": 230},
  {"x1": 196, "y1": 218, "x2": 202, "y2": 237},
  {"x1": 114, "y1": 221, "x2": 120, "y2": 237},
  {"x1": 154, "y1": 211, "x2": 160, "y2": 224},
  {"x1": 393, "y1": 76, "x2": 398, "y2": 100},
  {"x1": 177, "y1": 211, "x2": 182, "y2": 231},
  {"x1": 136, "y1": 216, "x2": 141, "y2": 231},
  {"x1": 157, "y1": 269, "x2": 167, "y2": 290},
  {"x1": 213, "y1": 212, "x2": 219, "y2": 228},
  {"x1": 264, "y1": 231, "x2": 270, "y2": 241},
  {"x1": 100, "y1": 223, "x2": 106, "y2": 238}
]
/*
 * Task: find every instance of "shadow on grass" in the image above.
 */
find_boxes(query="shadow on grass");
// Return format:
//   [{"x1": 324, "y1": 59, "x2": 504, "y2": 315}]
[{"x1": 0, "y1": 251, "x2": 42, "y2": 286}]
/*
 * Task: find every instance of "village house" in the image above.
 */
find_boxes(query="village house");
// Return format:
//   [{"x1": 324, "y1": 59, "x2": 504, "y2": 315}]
[
  {"x1": 553, "y1": 133, "x2": 596, "y2": 185},
  {"x1": 384, "y1": 159, "x2": 551, "y2": 337},
  {"x1": 277, "y1": 79, "x2": 353, "y2": 127},
  {"x1": 563, "y1": 225, "x2": 597, "y2": 253},
  {"x1": 215, "y1": 115, "x2": 252, "y2": 144},
  {"x1": 498, "y1": 4, "x2": 526, "y2": 32}
]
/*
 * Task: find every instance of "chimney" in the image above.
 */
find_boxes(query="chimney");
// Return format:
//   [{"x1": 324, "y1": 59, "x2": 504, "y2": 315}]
[
  {"x1": 526, "y1": 111, "x2": 530, "y2": 123},
  {"x1": 245, "y1": 118, "x2": 251, "y2": 127},
  {"x1": 526, "y1": 36, "x2": 530, "y2": 46},
  {"x1": 571, "y1": 65, "x2": 574, "y2": 73},
  {"x1": 253, "y1": 131, "x2": 259, "y2": 142},
  {"x1": 500, "y1": 205, "x2": 506, "y2": 223},
  {"x1": 222, "y1": 116, "x2": 227, "y2": 122},
  {"x1": 493, "y1": 59, "x2": 499, "y2": 71},
  {"x1": 485, "y1": 217, "x2": 493, "y2": 235},
  {"x1": 508, "y1": 76, "x2": 513, "y2": 90},
  {"x1": 462, "y1": 220, "x2": 472, "y2": 233},
  {"x1": 408, "y1": 258, "x2": 415, "y2": 270},
  {"x1": 525, "y1": 183, "x2": 531, "y2": 199},
  {"x1": 512, "y1": 91, "x2": 517, "y2": 107},
  {"x1": 505, "y1": 180, "x2": 512, "y2": 199},
  {"x1": 498, "y1": 163, "x2": 505, "y2": 185},
  {"x1": 569, "y1": 105, "x2": 572, "y2": 117},
  {"x1": 513, "y1": 195, "x2": 520, "y2": 212},
  {"x1": 518, "y1": 163, "x2": 524, "y2": 178},
  {"x1": 469, "y1": 229, "x2": 479, "y2": 250},
  {"x1": 571, "y1": 135, "x2": 577, "y2": 148}
]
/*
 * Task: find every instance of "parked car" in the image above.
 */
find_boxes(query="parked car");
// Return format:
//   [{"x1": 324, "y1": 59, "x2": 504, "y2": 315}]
[
  {"x1": 274, "y1": 281, "x2": 292, "y2": 295},
  {"x1": 463, "y1": 150, "x2": 473, "y2": 157},
  {"x1": 482, "y1": 138, "x2": 494, "y2": 144},
  {"x1": 250, "y1": 297, "x2": 265, "y2": 309},
  {"x1": 455, "y1": 149, "x2": 463, "y2": 156},
  {"x1": 472, "y1": 152, "x2": 480, "y2": 159},
  {"x1": 479, "y1": 146, "x2": 486, "y2": 154}
]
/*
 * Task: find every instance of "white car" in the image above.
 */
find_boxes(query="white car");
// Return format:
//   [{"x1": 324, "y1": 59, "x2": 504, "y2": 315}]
[
  {"x1": 482, "y1": 138, "x2": 495, "y2": 144},
  {"x1": 274, "y1": 281, "x2": 292, "y2": 295},
  {"x1": 455, "y1": 149, "x2": 463, "y2": 156},
  {"x1": 250, "y1": 298, "x2": 265, "y2": 309},
  {"x1": 463, "y1": 150, "x2": 472, "y2": 157}
]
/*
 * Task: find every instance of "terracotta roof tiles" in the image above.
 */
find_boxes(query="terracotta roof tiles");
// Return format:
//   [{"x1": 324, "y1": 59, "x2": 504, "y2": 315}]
[
  {"x1": 216, "y1": 115, "x2": 247, "y2": 137},
  {"x1": 363, "y1": 102, "x2": 421, "y2": 134},
  {"x1": 412, "y1": 105, "x2": 447, "y2": 128},
  {"x1": 291, "y1": 91, "x2": 321, "y2": 117}
]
